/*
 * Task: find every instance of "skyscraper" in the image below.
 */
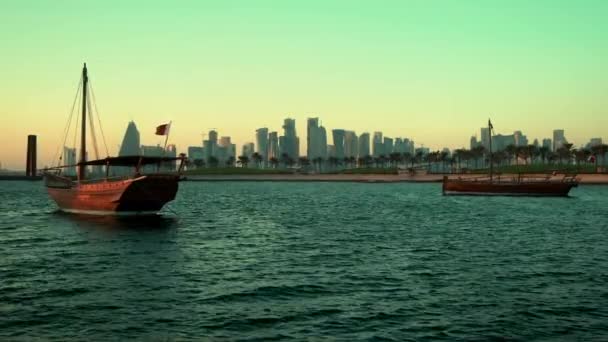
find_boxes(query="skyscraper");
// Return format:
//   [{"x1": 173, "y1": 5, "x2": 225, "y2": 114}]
[
  {"x1": 141, "y1": 144, "x2": 164, "y2": 172},
  {"x1": 553, "y1": 129, "x2": 566, "y2": 151},
  {"x1": 514, "y1": 131, "x2": 528, "y2": 146},
  {"x1": 307, "y1": 118, "x2": 327, "y2": 160},
  {"x1": 373, "y1": 132, "x2": 383, "y2": 157},
  {"x1": 255, "y1": 128, "x2": 269, "y2": 163},
  {"x1": 188, "y1": 146, "x2": 204, "y2": 164},
  {"x1": 164, "y1": 144, "x2": 177, "y2": 171},
  {"x1": 268, "y1": 131, "x2": 280, "y2": 160},
  {"x1": 118, "y1": 121, "x2": 140, "y2": 156},
  {"x1": 480, "y1": 127, "x2": 490, "y2": 150},
  {"x1": 358, "y1": 133, "x2": 370, "y2": 157},
  {"x1": 587, "y1": 138, "x2": 603, "y2": 148},
  {"x1": 470, "y1": 136, "x2": 478, "y2": 150},
  {"x1": 318, "y1": 125, "x2": 327, "y2": 160},
  {"x1": 280, "y1": 118, "x2": 299, "y2": 159},
  {"x1": 242, "y1": 142, "x2": 255, "y2": 158},
  {"x1": 63, "y1": 146, "x2": 77, "y2": 176},
  {"x1": 332, "y1": 129, "x2": 345, "y2": 159},
  {"x1": 492, "y1": 134, "x2": 516, "y2": 151},
  {"x1": 344, "y1": 131, "x2": 358, "y2": 158},
  {"x1": 218, "y1": 136, "x2": 236, "y2": 165},
  {"x1": 542, "y1": 138, "x2": 552, "y2": 150},
  {"x1": 383, "y1": 137, "x2": 394, "y2": 155}
]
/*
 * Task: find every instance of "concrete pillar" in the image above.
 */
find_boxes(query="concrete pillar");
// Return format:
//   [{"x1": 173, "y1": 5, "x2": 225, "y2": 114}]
[{"x1": 26, "y1": 135, "x2": 37, "y2": 177}]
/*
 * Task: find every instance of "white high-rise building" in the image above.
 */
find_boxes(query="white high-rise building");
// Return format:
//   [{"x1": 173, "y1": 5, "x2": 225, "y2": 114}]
[
  {"x1": 553, "y1": 129, "x2": 566, "y2": 152},
  {"x1": 242, "y1": 142, "x2": 255, "y2": 158},
  {"x1": 358, "y1": 133, "x2": 370, "y2": 157},
  {"x1": 332, "y1": 129, "x2": 345, "y2": 159},
  {"x1": 255, "y1": 128, "x2": 269, "y2": 164},
  {"x1": 344, "y1": 131, "x2": 358, "y2": 158},
  {"x1": 307, "y1": 117, "x2": 327, "y2": 161},
  {"x1": 63, "y1": 146, "x2": 77, "y2": 176},
  {"x1": 373, "y1": 132, "x2": 383, "y2": 157},
  {"x1": 279, "y1": 118, "x2": 299, "y2": 159},
  {"x1": 268, "y1": 131, "x2": 280, "y2": 160}
]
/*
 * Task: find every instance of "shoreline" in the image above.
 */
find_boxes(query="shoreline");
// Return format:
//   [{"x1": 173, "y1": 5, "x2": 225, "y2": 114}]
[
  {"x1": 2, "y1": 173, "x2": 607, "y2": 184},
  {"x1": 184, "y1": 173, "x2": 608, "y2": 184}
]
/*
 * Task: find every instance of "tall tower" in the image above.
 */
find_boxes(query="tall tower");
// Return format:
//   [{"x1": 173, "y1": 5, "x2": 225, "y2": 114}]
[
  {"x1": 373, "y1": 132, "x2": 383, "y2": 157},
  {"x1": 255, "y1": 127, "x2": 269, "y2": 164},
  {"x1": 332, "y1": 129, "x2": 345, "y2": 159},
  {"x1": 118, "y1": 121, "x2": 141, "y2": 156},
  {"x1": 268, "y1": 131, "x2": 280, "y2": 159},
  {"x1": 26, "y1": 135, "x2": 37, "y2": 177},
  {"x1": 280, "y1": 118, "x2": 298, "y2": 159},
  {"x1": 553, "y1": 129, "x2": 566, "y2": 152},
  {"x1": 344, "y1": 131, "x2": 358, "y2": 158},
  {"x1": 358, "y1": 133, "x2": 370, "y2": 157}
]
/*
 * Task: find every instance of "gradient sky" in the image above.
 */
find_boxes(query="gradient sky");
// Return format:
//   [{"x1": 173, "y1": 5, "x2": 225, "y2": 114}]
[{"x1": 1, "y1": 0, "x2": 607, "y2": 169}]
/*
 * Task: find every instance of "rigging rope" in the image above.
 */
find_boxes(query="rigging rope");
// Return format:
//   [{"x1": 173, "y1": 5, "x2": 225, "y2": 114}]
[
  {"x1": 88, "y1": 79, "x2": 110, "y2": 157},
  {"x1": 71, "y1": 93, "x2": 81, "y2": 160},
  {"x1": 86, "y1": 84, "x2": 100, "y2": 160},
  {"x1": 52, "y1": 77, "x2": 82, "y2": 166}
]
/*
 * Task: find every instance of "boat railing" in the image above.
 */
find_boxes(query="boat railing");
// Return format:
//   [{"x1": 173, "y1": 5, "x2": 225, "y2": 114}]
[
  {"x1": 78, "y1": 175, "x2": 131, "y2": 184},
  {"x1": 453, "y1": 173, "x2": 578, "y2": 184}
]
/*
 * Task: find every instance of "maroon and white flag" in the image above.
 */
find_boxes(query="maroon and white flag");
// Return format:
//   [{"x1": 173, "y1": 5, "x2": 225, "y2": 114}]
[{"x1": 155, "y1": 122, "x2": 171, "y2": 136}]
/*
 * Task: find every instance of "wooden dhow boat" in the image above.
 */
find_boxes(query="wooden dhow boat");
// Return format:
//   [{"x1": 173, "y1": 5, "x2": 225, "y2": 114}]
[
  {"x1": 442, "y1": 120, "x2": 578, "y2": 197},
  {"x1": 44, "y1": 64, "x2": 186, "y2": 215}
]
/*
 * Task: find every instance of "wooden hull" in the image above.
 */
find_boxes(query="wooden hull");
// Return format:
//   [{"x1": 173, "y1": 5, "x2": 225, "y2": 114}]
[
  {"x1": 45, "y1": 174, "x2": 180, "y2": 215},
  {"x1": 442, "y1": 178, "x2": 577, "y2": 197}
]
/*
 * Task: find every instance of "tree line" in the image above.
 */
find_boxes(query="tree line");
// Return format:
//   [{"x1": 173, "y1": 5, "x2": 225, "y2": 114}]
[{"x1": 187, "y1": 143, "x2": 608, "y2": 172}]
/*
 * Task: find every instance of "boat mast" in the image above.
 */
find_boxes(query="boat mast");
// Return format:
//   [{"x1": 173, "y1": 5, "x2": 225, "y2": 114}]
[
  {"x1": 488, "y1": 118, "x2": 493, "y2": 182},
  {"x1": 78, "y1": 63, "x2": 88, "y2": 180}
]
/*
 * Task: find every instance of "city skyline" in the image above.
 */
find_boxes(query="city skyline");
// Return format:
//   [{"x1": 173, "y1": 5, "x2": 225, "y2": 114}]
[
  {"x1": 1, "y1": 113, "x2": 606, "y2": 170},
  {"x1": 2, "y1": 1, "x2": 608, "y2": 169}
]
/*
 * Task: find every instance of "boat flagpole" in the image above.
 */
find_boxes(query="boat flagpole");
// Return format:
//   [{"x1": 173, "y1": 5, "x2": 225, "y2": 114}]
[
  {"x1": 163, "y1": 121, "x2": 172, "y2": 153},
  {"x1": 488, "y1": 118, "x2": 493, "y2": 182}
]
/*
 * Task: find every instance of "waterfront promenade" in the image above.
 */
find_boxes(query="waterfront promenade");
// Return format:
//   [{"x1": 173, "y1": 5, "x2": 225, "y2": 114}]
[{"x1": 185, "y1": 173, "x2": 608, "y2": 184}]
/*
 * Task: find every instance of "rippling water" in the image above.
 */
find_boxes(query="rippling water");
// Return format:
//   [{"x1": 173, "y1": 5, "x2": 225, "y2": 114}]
[{"x1": 1, "y1": 180, "x2": 608, "y2": 340}]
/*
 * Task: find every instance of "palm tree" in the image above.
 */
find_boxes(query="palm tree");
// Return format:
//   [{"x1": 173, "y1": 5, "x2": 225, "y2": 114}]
[
  {"x1": 414, "y1": 151, "x2": 424, "y2": 168},
  {"x1": 573, "y1": 148, "x2": 591, "y2": 171},
  {"x1": 439, "y1": 151, "x2": 449, "y2": 173},
  {"x1": 328, "y1": 156, "x2": 339, "y2": 170},
  {"x1": 362, "y1": 155, "x2": 373, "y2": 168},
  {"x1": 471, "y1": 145, "x2": 485, "y2": 169},
  {"x1": 402, "y1": 152, "x2": 412, "y2": 169},
  {"x1": 237, "y1": 155, "x2": 249, "y2": 168},
  {"x1": 225, "y1": 156, "x2": 236, "y2": 167},
  {"x1": 342, "y1": 157, "x2": 351, "y2": 169},
  {"x1": 269, "y1": 157, "x2": 279, "y2": 169},
  {"x1": 453, "y1": 149, "x2": 466, "y2": 172},
  {"x1": 208, "y1": 156, "x2": 219, "y2": 168},
  {"x1": 251, "y1": 152, "x2": 263, "y2": 168},
  {"x1": 591, "y1": 144, "x2": 608, "y2": 171},
  {"x1": 556, "y1": 143, "x2": 573, "y2": 166},
  {"x1": 280, "y1": 153, "x2": 291, "y2": 167},
  {"x1": 505, "y1": 144, "x2": 517, "y2": 165},
  {"x1": 528, "y1": 144, "x2": 540, "y2": 165},
  {"x1": 313, "y1": 157, "x2": 324, "y2": 172},
  {"x1": 193, "y1": 159, "x2": 205, "y2": 169},
  {"x1": 538, "y1": 146, "x2": 550, "y2": 165},
  {"x1": 298, "y1": 156, "x2": 310, "y2": 169},
  {"x1": 516, "y1": 146, "x2": 529, "y2": 165},
  {"x1": 389, "y1": 152, "x2": 402, "y2": 168}
]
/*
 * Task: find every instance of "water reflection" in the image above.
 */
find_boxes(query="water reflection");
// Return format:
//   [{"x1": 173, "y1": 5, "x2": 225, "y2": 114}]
[{"x1": 52, "y1": 210, "x2": 179, "y2": 232}]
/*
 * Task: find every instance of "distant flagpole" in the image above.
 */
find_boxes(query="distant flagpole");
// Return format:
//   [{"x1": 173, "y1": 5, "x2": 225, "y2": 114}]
[
  {"x1": 163, "y1": 121, "x2": 172, "y2": 154},
  {"x1": 488, "y1": 118, "x2": 493, "y2": 182}
]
